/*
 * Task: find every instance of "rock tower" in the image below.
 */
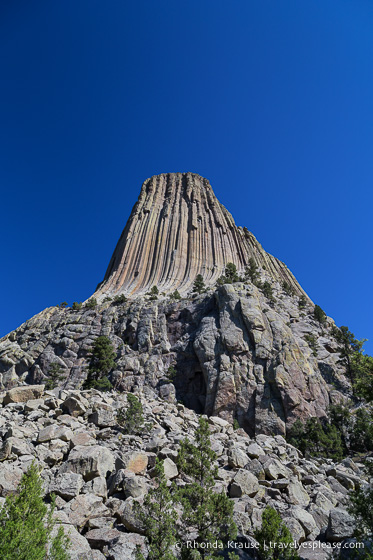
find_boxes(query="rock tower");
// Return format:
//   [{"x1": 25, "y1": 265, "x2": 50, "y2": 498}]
[{"x1": 95, "y1": 173, "x2": 304, "y2": 299}]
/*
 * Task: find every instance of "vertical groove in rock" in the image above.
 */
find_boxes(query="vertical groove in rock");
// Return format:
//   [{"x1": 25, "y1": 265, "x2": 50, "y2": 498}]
[{"x1": 94, "y1": 172, "x2": 306, "y2": 298}]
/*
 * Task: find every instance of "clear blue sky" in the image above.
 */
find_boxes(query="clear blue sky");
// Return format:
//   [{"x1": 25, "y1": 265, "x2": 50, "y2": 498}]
[{"x1": 1, "y1": 0, "x2": 372, "y2": 353}]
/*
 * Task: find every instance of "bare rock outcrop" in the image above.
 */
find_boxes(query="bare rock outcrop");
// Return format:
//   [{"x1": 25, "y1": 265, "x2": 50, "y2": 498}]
[
  {"x1": 0, "y1": 172, "x2": 353, "y2": 435},
  {"x1": 95, "y1": 173, "x2": 304, "y2": 299}
]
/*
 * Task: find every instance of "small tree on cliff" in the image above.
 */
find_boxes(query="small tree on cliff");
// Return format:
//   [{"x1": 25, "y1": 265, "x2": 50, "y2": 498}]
[
  {"x1": 254, "y1": 506, "x2": 299, "y2": 560},
  {"x1": 193, "y1": 274, "x2": 206, "y2": 294},
  {"x1": 245, "y1": 257, "x2": 259, "y2": 284},
  {"x1": 313, "y1": 304, "x2": 326, "y2": 325},
  {"x1": 117, "y1": 394, "x2": 148, "y2": 435},
  {"x1": 348, "y1": 460, "x2": 373, "y2": 545},
  {"x1": 134, "y1": 459, "x2": 178, "y2": 560},
  {"x1": 84, "y1": 335, "x2": 116, "y2": 390},
  {"x1": 176, "y1": 417, "x2": 237, "y2": 559},
  {"x1": 333, "y1": 326, "x2": 362, "y2": 393},
  {"x1": 0, "y1": 462, "x2": 70, "y2": 560},
  {"x1": 224, "y1": 262, "x2": 239, "y2": 283}
]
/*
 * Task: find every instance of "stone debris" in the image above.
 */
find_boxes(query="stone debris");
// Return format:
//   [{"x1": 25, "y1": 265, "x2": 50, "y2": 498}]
[{"x1": 0, "y1": 387, "x2": 368, "y2": 559}]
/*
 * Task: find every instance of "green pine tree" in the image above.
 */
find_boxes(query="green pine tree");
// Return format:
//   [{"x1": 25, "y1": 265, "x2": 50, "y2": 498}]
[
  {"x1": 224, "y1": 263, "x2": 239, "y2": 283},
  {"x1": 329, "y1": 404, "x2": 351, "y2": 454},
  {"x1": 352, "y1": 352, "x2": 373, "y2": 402},
  {"x1": 176, "y1": 417, "x2": 237, "y2": 559},
  {"x1": 193, "y1": 274, "x2": 206, "y2": 294},
  {"x1": 313, "y1": 304, "x2": 326, "y2": 325},
  {"x1": 245, "y1": 258, "x2": 259, "y2": 284},
  {"x1": 45, "y1": 362, "x2": 65, "y2": 390},
  {"x1": 262, "y1": 281, "x2": 274, "y2": 301},
  {"x1": 170, "y1": 290, "x2": 181, "y2": 300},
  {"x1": 117, "y1": 393, "x2": 146, "y2": 435},
  {"x1": 149, "y1": 286, "x2": 159, "y2": 300},
  {"x1": 348, "y1": 460, "x2": 373, "y2": 559},
  {"x1": 287, "y1": 417, "x2": 343, "y2": 460},
  {"x1": 349, "y1": 408, "x2": 373, "y2": 453},
  {"x1": 134, "y1": 459, "x2": 178, "y2": 560},
  {"x1": 83, "y1": 335, "x2": 116, "y2": 390},
  {"x1": 113, "y1": 294, "x2": 127, "y2": 304},
  {"x1": 298, "y1": 295, "x2": 307, "y2": 309},
  {"x1": 0, "y1": 462, "x2": 70, "y2": 560},
  {"x1": 85, "y1": 297, "x2": 97, "y2": 309},
  {"x1": 287, "y1": 420, "x2": 308, "y2": 455},
  {"x1": 282, "y1": 282, "x2": 295, "y2": 297},
  {"x1": 254, "y1": 506, "x2": 299, "y2": 560}
]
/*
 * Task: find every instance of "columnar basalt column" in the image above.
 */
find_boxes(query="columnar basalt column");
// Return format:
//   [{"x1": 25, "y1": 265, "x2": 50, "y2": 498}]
[{"x1": 94, "y1": 173, "x2": 304, "y2": 299}]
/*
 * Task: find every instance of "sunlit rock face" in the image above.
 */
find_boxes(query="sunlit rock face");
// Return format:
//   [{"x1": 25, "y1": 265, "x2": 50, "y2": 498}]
[
  {"x1": 0, "y1": 172, "x2": 352, "y2": 437},
  {"x1": 94, "y1": 172, "x2": 304, "y2": 299}
]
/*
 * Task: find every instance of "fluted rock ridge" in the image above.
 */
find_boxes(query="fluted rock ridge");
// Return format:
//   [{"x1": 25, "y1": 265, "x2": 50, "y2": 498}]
[{"x1": 95, "y1": 173, "x2": 304, "y2": 299}]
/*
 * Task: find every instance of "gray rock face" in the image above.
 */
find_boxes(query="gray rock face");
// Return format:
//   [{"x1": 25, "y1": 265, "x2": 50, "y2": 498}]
[
  {"x1": 0, "y1": 175, "x2": 352, "y2": 436},
  {"x1": 0, "y1": 281, "x2": 350, "y2": 437},
  {"x1": 49, "y1": 472, "x2": 84, "y2": 500},
  {"x1": 0, "y1": 463, "x2": 23, "y2": 496},
  {"x1": 326, "y1": 508, "x2": 356, "y2": 542},
  {"x1": 59, "y1": 445, "x2": 115, "y2": 480},
  {"x1": 230, "y1": 469, "x2": 260, "y2": 497}
]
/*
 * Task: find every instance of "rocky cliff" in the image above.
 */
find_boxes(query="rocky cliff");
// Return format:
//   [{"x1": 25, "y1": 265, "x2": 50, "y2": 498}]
[
  {"x1": 95, "y1": 173, "x2": 305, "y2": 299},
  {"x1": 0, "y1": 173, "x2": 352, "y2": 436}
]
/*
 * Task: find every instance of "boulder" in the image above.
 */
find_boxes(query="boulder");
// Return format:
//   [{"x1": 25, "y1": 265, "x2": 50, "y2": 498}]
[
  {"x1": 63, "y1": 494, "x2": 109, "y2": 528},
  {"x1": 326, "y1": 508, "x2": 355, "y2": 542},
  {"x1": 120, "y1": 497, "x2": 145, "y2": 534},
  {"x1": 298, "y1": 542, "x2": 332, "y2": 560},
  {"x1": 49, "y1": 472, "x2": 84, "y2": 500},
  {"x1": 264, "y1": 458, "x2": 290, "y2": 480},
  {"x1": 107, "y1": 533, "x2": 147, "y2": 560},
  {"x1": 70, "y1": 432, "x2": 96, "y2": 447},
  {"x1": 0, "y1": 439, "x2": 12, "y2": 461},
  {"x1": 283, "y1": 516, "x2": 305, "y2": 543},
  {"x1": 0, "y1": 463, "x2": 23, "y2": 497},
  {"x1": 149, "y1": 457, "x2": 178, "y2": 480},
  {"x1": 62, "y1": 396, "x2": 87, "y2": 416},
  {"x1": 59, "y1": 445, "x2": 115, "y2": 480},
  {"x1": 38, "y1": 425, "x2": 73, "y2": 443},
  {"x1": 289, "y1": 506, "x2": 317, "y2": 536},
  {"x1": 7, "y1": 437, "x2": 31, "y2": 457},
  {"x1": 230, "y1": 469, "x2": 259, "y2": 498},
  {"x1": 246, "y1": 442, "x2": 265, "y2": 459},
  {"x1": 82, "y1": 476, "x2": 107, "y2": 499},
  {"x1": 228, "y1": 447, "x2": 249, "y2": 469},
  {"x1": 89, "y1": 404, "x2": 115, "y2": 428},
  {"x1": 245, "y1": 458, "x2": 266, "y2": 480},
  {"x1": 25, "y1": 398, "x2": 45, "y2": 411},
  {"x1": 50, "y1": 523, "x2": 94, "y2": 560},
  {"x1": 4, "y1": 385, "x2": 44, "y2": 404},
  {"x1": 124, "y1": 476, "x2": 148, "y2": 498},
  {"x1": 287, "y1": 480, "x2": 310, "y2": 506},
  {"x1": 85, "y1": 528, "x2": 123, "y2": 549},
  {"x1": 117, "y1": 452, "x2": 148, "y2": 474}
]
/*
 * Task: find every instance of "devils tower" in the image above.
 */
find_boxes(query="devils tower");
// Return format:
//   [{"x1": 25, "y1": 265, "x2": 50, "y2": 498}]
[
  {"x1": 0, "y1": 172, "x2": 352, "y2": 436},
  {"x1": 95, "y1": 173, "x2": 304, "y2": 299}
]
